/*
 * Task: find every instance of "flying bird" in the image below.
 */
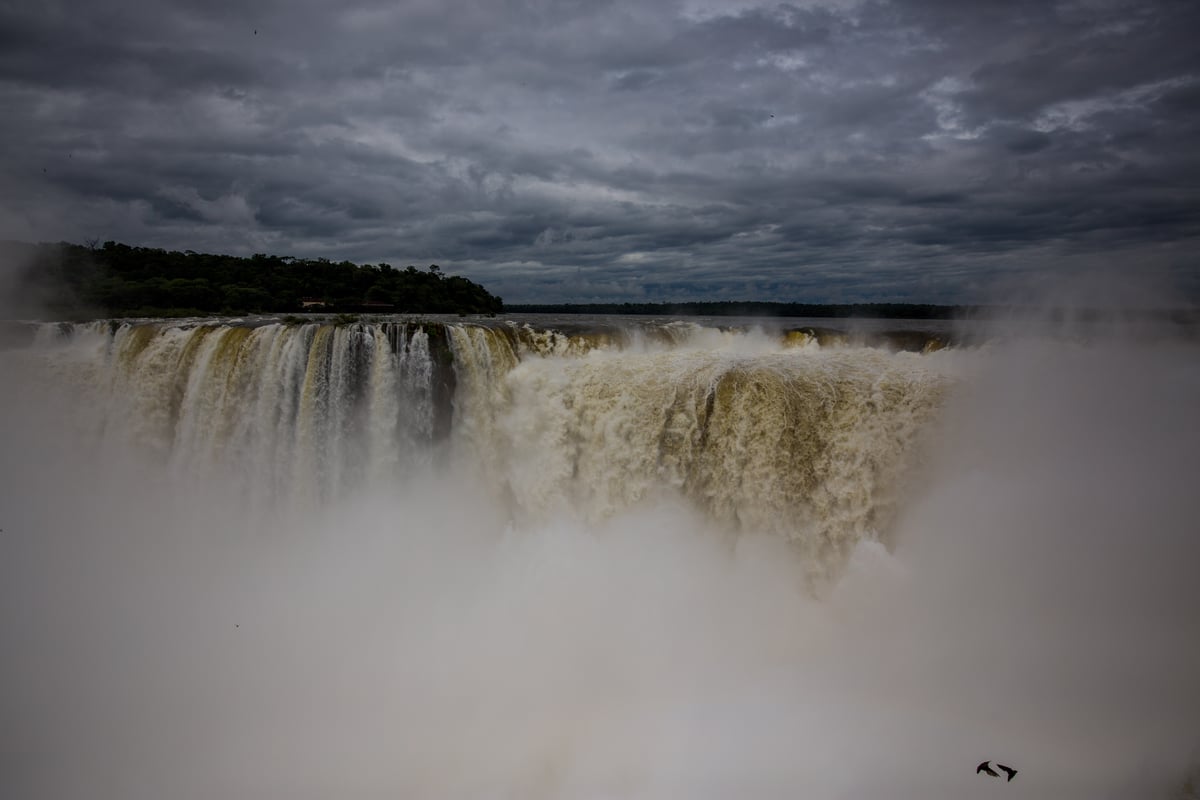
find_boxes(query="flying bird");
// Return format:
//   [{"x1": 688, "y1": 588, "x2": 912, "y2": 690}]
[
  {"x1": 997, "y1": 763, "x2": 1018, "y2": 782},
  {"x1": 977, "y1": 761, "x2": 999, "y2": 777}
]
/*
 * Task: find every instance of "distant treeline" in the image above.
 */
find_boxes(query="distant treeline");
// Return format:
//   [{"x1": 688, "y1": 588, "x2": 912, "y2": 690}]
[
  {"x1": 3, "y1": 240, "x2": 504, "y2": 318},
  {"x1": 506, "y1": 301, "x2": 972, "y2": 319},
  {"x1": 507, "y1": 301, "x2": 1200, "y2": 324}
]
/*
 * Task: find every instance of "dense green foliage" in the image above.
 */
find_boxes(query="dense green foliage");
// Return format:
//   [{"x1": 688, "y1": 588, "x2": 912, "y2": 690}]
[
  {"x1": 507, "y1": 301, "x2": 971, "y2": 319},
  {"x1": 3, "y1": 240, "x2": 504, "y2": 318}
]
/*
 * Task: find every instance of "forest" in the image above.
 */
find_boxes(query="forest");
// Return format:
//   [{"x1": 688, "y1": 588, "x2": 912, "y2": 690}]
[
  {"x1": 506, "y1": 301, "x2": 969, "y2": 319},
  {"x1": 2, "y1": 240, "x2": 505, "y2": 318}
]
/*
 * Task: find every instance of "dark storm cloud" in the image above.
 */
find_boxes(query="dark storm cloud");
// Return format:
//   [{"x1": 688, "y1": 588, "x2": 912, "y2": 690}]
[{"x1": 2, "y1": 0, "x2": 1198, "y2": 304}]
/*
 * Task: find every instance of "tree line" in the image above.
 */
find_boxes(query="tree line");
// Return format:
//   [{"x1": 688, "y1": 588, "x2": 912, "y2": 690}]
[
  {"x1": 506, "y1": 301, "x2": 971, "y2": 319},
  {"x1": 3, "y1": 240, "x2": 504, "y2": 318}
]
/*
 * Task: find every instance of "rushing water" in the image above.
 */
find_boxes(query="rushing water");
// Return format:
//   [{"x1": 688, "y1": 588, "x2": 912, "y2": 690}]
[{"x1": 1, "y1": 313, "x2": 1198, "y2": 799}]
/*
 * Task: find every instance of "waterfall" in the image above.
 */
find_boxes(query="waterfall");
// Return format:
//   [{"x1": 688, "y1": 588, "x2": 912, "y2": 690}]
[
  {"x1": 4, "y1": 314, "x2": 1199, "y2": 800},
  {"x1": 16, "y1": 317, "x2": 953, "y2": 575}
]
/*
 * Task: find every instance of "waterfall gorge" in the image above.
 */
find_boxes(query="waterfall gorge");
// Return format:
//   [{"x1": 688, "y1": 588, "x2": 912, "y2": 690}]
[
  {"x1": 18, "y1": 318, "x2": 951, "y2": 579},
  {"x1": 2, "y1": 315, "x2": 1198, "y2": 799}
]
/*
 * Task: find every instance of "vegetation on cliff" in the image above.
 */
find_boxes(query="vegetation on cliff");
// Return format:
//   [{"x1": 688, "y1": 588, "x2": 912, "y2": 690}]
[{"x1": 2, "y1": 240, "x2": 504, "y2": 318}]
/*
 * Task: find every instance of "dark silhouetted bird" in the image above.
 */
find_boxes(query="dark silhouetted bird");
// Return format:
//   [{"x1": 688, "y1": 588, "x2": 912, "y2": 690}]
[
  {"x1": 977, "y1": 761, "x2": 999, "y2": 777},
  {"x1": 997, "y1": 763, "x2": 1017, "y2": 782}
]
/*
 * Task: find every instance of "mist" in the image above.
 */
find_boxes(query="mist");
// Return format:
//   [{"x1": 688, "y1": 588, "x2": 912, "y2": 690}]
[
  {"x1": 2, "y1": 311, "x2": 1199, "y2": 799},
  {"x1": 0, "y1": 240, "x2": 100, "y2": 323},
  {"x1": 0, "y1": 241, "x2": 43, "y2": 321}
]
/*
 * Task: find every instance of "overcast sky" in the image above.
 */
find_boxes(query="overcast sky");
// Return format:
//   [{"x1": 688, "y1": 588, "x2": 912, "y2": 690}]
[{"x1": 2, "y1": 0, "x2": 1198, "y2": 303}]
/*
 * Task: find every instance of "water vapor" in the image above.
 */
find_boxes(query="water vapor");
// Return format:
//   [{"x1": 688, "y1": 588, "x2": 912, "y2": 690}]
[{"x1": 1, "y1": 308, "x2": 1198, "y2": 799}]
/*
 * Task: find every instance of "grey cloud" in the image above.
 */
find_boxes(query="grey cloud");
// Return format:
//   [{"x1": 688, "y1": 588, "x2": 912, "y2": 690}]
[
  {"x1": 610, "y1": 70, "x2": 662, "y2": 92},
  {"x1": 0, "y1": 0, "x2": 1197, "y2": 304}
]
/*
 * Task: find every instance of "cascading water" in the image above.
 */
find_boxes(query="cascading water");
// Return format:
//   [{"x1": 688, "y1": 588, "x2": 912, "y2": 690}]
[
  {"x1": 18, "y1": 318, "x2": 953, "y2": 577},
  {"x1": 2, "y1": 313, "x2": 1198, "y2": 800},
  {"x1": 25, "y1": 320, "x2": 445, "y2": 506}
]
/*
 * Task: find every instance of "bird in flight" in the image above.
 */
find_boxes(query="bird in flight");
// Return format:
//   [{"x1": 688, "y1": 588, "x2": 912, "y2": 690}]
[{"x1": 978, "y1": 761, "x2": 1018, "y2": 781}]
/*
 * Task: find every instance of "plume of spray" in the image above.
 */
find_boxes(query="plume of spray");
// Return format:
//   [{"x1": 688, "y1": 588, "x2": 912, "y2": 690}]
[
  {"x1": 0, "y1": 239, "x2": 102, "y2": 325},
  {"x1": 0, "y1": 271, "x2": 1198, "y2": 800}
]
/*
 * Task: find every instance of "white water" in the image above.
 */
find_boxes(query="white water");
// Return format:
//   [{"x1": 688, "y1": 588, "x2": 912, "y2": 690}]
[{"x1": 1, "y1": 317, "x2": 1198, "y2": 799}]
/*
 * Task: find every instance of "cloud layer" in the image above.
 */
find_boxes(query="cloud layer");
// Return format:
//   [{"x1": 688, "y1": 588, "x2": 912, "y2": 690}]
[{"x1": 2, "y1": 0, "x2": 1198, "y2": 303}]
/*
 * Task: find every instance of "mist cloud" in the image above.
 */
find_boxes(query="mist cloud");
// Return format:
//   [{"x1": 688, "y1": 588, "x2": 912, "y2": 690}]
[{"x1": 2, "y1": 305, "x2": 1199, "y2": 798}]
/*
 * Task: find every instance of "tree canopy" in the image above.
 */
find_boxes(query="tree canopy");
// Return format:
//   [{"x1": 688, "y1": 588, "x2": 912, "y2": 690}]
[{"x1": 2, "y1": 240, "x2": 504, "y2": 318}]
